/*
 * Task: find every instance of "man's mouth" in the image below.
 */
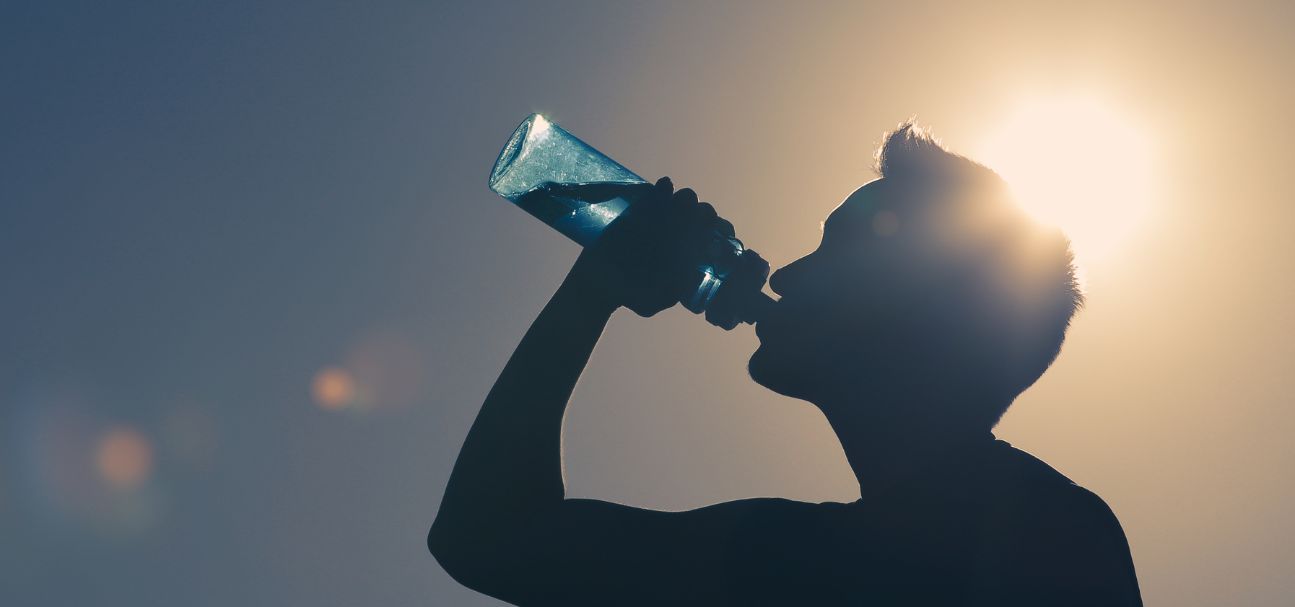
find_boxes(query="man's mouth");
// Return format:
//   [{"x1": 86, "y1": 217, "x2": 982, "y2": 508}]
[
  {"x1": 744, "y1": 291, "x2": 779, "y2": 327},
  {"x1": 753, "y1": 303, "x2": 780, "y2": 342}
]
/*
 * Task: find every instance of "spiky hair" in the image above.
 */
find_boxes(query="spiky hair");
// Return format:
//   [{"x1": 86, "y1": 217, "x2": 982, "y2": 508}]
[{"x1": 874, "y1": 121, "x2": 1084, "y2": 424}]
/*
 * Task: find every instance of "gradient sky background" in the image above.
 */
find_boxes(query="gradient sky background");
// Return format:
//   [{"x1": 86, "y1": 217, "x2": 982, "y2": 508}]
[{"x1": 4, "y1": 1, "x2": 1294, "y2": 605}]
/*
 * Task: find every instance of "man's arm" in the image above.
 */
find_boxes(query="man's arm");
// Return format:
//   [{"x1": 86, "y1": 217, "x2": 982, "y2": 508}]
[
  {"x1": 428, "y1": 180, "x2": 814, "y2": 604},
  {"x1": 427, "y1": 264, "x2": 615, "y2": 591}
]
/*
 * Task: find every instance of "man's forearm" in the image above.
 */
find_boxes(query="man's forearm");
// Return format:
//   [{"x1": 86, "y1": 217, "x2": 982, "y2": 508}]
[{"x1": 430, "y1": 269, "x2": 616, "y2": 561}]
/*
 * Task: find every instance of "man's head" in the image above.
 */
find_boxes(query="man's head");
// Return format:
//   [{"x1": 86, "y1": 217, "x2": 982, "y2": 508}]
[{"x1": 749, "y1": 123, "x2": 1083, "y2": 432}]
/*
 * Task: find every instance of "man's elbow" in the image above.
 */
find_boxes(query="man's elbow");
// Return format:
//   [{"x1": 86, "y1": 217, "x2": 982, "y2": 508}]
[
  {"x1": 428, "y1": 515, "x2": 522, "y2": 596},
  {"x1": 428, "y1": 516, "x2": 481, "y2": 587}
]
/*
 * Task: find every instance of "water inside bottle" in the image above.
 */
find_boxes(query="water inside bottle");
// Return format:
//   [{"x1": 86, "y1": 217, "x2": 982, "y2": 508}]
[{"x1": 510, "y1": 181, "x2": 654, "y2": 247}]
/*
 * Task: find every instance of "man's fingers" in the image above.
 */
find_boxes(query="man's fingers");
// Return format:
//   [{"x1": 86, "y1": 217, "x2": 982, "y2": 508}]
[
  {"x1": 652, "y1": 177, "x2": 674, "y2": 205},
  {"x1": 601, "y1": 177, "x2": 728, "y2": 317},
  {"x1": 673, "y1": 187, "x2": 699, "y2": 208},
  {"x1": 713, "y1": 217, "x2": 735, "y2": 239},
  {"x1": 693, "y1": 201, "x2": 718, "y2": 222},
  {"x1": 688, "y1": 202, "x2": 720, "y2": 252}
]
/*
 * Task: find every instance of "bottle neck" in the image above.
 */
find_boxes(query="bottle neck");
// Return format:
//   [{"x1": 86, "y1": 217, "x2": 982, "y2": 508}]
[{"x1": 695, "y1": 247, "x2": 771, "y2": 329}]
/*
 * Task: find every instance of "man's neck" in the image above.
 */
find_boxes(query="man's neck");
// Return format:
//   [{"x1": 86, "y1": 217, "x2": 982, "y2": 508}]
[{"x1": 822, "y1": 402, "x2": 993, "y2": 499}]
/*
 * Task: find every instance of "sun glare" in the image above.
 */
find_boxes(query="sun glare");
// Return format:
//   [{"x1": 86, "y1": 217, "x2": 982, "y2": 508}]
[{"x1": 976, "y1": 97, "x2": 1155, "y2": 268}]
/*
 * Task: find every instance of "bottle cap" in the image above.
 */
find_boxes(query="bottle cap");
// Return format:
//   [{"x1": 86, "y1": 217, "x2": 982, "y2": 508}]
[{"x1": 704, "y1": 248, "x2": 771, "y2": 330}]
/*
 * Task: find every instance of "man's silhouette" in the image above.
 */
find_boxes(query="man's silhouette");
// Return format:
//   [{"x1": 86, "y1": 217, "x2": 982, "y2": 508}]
[{"x1": 429, "y1": 123, "x2": 1142, "y2": 605}]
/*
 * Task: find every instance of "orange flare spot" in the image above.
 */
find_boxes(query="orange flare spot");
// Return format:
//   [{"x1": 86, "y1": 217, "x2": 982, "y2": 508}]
[
  {"x1": 312, "y1": 367, "x2": 355, "y2": 410},
  {"x1": 96, "y1": 427, "x2": 153, "y2": 490}
]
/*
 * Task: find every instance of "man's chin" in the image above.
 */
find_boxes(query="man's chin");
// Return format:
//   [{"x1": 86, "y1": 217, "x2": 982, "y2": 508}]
[{"x1": 748, "y1": 346, "x2": 808, "y2": 400}]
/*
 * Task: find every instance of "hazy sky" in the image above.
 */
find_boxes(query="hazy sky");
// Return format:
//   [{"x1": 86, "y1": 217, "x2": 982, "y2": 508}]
[{"x1": 4, "y1": 1, "x2": 1293, "y2": 605}]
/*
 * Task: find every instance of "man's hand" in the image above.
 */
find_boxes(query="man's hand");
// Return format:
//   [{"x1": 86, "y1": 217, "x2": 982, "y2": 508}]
[
  {"x1": 431, "y1": 174, "x2": 811, "y2": 606},
  {"x1": 566, "y1": 177, "x2": 721, "y2": 317}
]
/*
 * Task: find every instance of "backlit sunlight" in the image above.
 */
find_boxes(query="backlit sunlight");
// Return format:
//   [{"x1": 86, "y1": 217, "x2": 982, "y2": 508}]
[{"x1": 976, "y1": 96, "x2": 1155, "y2": 268}]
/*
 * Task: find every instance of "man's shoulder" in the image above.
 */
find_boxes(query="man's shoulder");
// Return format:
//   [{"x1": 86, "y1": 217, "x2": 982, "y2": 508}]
[
  {"x1": 986, "y1": 442, "x2": 1114, "y2": 510},
  {"x1": 976, "y1": 441, "x2": 1131, "y2": 554},
  {"x1": 975, "y1": 443, "x2": 1142, "y2": 603},
  {"x1": 983, "y1": 440, "x2": 1074, "y2": 485}
]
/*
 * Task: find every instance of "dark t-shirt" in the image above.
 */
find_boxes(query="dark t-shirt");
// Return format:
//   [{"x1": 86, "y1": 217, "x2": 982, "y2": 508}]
[{"x1": 716, "y1": 439, "x2": 1142, "y2": 606}]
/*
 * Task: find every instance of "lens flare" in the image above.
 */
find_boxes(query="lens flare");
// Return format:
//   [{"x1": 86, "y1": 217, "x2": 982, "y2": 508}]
[
  {"x1": 976, "y1": 96, "x2": 1155, "y2": 267},
  {"x1": 312, "y1": 367, "x2": 356, "y2": 410},
  {"x1": 96, "y1": 426, "x2": 154, "y2": 491}
]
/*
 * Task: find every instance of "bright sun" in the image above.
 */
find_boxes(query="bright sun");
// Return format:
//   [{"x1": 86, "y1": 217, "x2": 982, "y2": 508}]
[{"x1": 975, "y1": 96, "x2": 1155, "y2": 268}]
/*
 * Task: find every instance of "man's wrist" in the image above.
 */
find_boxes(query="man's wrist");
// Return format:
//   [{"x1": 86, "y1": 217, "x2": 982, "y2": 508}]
[{"x1": 555, "y1": 263, "x2": 621, "y2": 318}]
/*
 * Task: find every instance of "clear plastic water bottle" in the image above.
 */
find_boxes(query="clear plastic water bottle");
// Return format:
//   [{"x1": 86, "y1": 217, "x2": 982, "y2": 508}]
[{"x1": 488, "y1": 113, "x2": 773, "y2": 329}]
